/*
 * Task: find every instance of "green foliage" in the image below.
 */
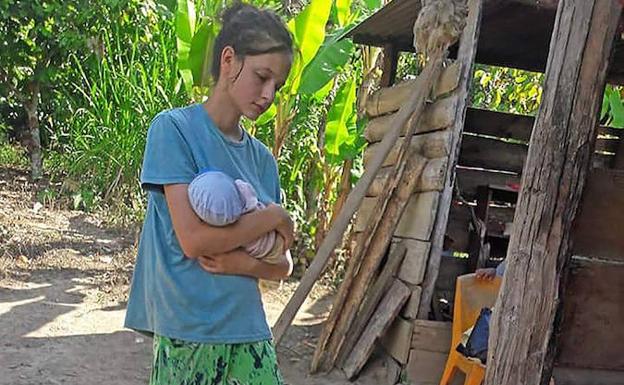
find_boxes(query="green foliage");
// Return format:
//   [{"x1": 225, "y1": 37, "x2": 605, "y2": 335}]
[
  {"x1": 471, "y1": 65, "x2": 543, "y2": 115},
  {"x1": 602, "y1": 86, "x2": 624, "y2": 128},
  {"x1": 176, "y1": 0, "x2": 232, "y2": 94},
  {"x1": 0, "y1": 0, "x2": 382, "y2": 270},
  {"x1": 176, "y1": 0, "x2": 197, "y2": 92},
  {"x1": 45, "y1": 4, "x2": 186, "y2": 220},
  {"x1": 284, "y1": 0, "x2": 333, "y2": 95},
  {"x1": 0, "y1": 0, "x2": 152, "y2": 114},
  {"x1": 325, "y1": 77, "x2": 366, "y2": 164},
  {"x1": 298, "y1": 26, "x2": 355, "y2": 95},
  {"x1": 396, "y1": 51, "x2": 423, "y2": 81},
  {"x1": 0, "y1": 142, "x2": 28, "y2": 169}
]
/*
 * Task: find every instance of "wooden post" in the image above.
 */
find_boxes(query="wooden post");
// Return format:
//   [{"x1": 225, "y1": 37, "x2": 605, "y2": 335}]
[
  {"x1": 485, "y1": 1, "x2": 622, "y2": 385},
  {"x1": 467, "y1": 185, "x2": 491, "y2": 271},
  {"x1": 417, "y1": 0, "x2": 483, "y2": 319},
  {"x1": 380, "y1": 43, "x2": 399, "y2": 88}
]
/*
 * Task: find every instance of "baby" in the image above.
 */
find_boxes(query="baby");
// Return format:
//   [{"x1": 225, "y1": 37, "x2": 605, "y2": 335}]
[{"x1": 188, "y1": 170, "x2": 284, "y2": 263}]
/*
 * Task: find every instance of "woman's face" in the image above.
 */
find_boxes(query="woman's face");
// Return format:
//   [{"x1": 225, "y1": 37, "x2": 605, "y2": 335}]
[{"x1": 221, "y1": 47, "x2": 292, "y2": 121}]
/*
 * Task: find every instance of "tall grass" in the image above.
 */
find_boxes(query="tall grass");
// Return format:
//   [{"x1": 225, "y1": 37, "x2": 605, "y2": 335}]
[{"x1": 47, "y1": 19, "x2": 187, "y2": 221}]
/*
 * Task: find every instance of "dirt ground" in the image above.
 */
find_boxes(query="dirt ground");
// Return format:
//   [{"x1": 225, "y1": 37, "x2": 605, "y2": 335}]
[{"x1": 0, "y1": 168, "x2": 392, "y2": 385}]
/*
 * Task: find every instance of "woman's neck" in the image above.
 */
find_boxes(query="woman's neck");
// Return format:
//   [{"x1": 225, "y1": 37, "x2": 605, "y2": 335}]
[{"x1": 203, "y1": 91, "x2": 243, "y2": 141}]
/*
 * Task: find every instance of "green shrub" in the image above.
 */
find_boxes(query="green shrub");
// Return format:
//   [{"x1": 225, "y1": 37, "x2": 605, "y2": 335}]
[{"x1": 47, "y1": 13, "x2": 187, "y2": 221}]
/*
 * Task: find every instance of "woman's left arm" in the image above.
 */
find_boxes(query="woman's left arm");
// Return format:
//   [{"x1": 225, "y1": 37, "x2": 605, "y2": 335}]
[{"x1": 198, "y1": 249, "x2": 293, "y2": 281}]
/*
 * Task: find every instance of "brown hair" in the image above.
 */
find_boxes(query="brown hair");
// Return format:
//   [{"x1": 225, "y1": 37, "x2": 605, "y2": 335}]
[{"x1": 212, "y1": 2, "x2": 293, "y2": 81}]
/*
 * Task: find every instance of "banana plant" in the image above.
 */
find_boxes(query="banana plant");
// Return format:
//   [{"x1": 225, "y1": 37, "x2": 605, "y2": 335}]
[
  {"x1": 602, "y1": 86, "x2": 624, "y2": 128},
  {"x1": 175, "y1": 0, "x2": 197, "y2": 93},
  {"x1": 176, "y1": 0, "x2": 233, "y2": 97},
  {"x1": 324, "y1": 77, "x2": 364, "y2": 165}
]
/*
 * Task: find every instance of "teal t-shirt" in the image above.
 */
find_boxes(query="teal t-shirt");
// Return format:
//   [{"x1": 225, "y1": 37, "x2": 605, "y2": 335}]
[{"x1": 124, "y1": 103, "x2": 281, "y2": 343}]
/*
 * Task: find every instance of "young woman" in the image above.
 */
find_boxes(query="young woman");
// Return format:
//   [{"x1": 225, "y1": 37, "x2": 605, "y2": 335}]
[{"x1": 124, "y1": 3, "x2": 295, "y2": 384}]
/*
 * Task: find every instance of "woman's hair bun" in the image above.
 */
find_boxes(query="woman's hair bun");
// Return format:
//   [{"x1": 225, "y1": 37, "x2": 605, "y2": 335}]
[{"x1": 221, "y1": 2, "x2": 254, "y2": 25}]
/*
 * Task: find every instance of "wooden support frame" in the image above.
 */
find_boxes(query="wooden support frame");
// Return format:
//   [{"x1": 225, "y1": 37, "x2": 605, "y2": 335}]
[
  {"x1": 417, "y1": 0, "x2": 484, "y2": 319},
  {"x1": 485, "y1": 1, "x2": 623, "y2": 384},
  {"x1": 380, "y1": 43, "x2": 399, "y2": 88}
]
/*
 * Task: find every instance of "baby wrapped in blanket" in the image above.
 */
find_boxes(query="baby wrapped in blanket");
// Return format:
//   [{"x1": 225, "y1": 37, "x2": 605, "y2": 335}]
[{"x1": 188, "y1": 170, "x2": 283, "y2": 263}]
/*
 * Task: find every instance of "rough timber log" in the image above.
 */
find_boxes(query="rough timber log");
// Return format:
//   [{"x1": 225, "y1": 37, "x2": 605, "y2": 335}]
[{"x1": 485, "y1": 1, "x2": 623, "y2": 385}]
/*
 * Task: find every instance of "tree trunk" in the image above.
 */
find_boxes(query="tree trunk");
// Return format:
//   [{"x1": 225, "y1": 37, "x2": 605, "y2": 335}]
[
  {"x1": 485, "y1": 1, "x2": 622, "y2": 385},
  {"x1": 24, "y1": 81, "x2": 42, "y2": 180}
]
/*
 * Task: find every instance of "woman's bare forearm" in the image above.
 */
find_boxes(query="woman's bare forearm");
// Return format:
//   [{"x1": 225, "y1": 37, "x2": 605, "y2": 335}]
[
  {"x1": 197, "y1": 249, "x2": 293, "y2": 281},
  {"x1": 244, "y1": 251, "x2": 293, "y2": 281},
  {"x1": 188, "y1": 209, "x2": 283, "y2": 256}
]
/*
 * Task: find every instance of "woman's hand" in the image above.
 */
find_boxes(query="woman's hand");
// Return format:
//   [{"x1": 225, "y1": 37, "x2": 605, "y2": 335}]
[
  {"x1": 198, "y1": 248, "x2": 292, "y2": 281},
  {"x1": 267, "y1": 203, "x2": 294, "y2": 253},
  {"x1": 475, "y1": 267, "x2": 497, "y2": 280},
  {"x1": 197, "y1": 249, "x2": 256, "y2": 276}
]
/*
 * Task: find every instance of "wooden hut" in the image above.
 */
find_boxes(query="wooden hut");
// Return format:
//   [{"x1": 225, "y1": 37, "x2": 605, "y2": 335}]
[
  {"x1": 314, "y1": 0, "x2": 623, "y2": 384},
  {"x1": 273, "y1": 1, "x2": 623, "y2": 384}
]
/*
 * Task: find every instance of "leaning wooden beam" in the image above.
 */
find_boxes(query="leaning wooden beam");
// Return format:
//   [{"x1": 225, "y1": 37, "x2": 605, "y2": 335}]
[
  {"x1": 417, "y1": 0, "x2": 483, "y2": 319},
  {"x1": 312, "y1": 152, "x2": 429, "y2": 373},
  {"x1": 341, "y1": 279, "x2": 411, "y2": 380},
  {"x1": 485, "y1": 1, "x2": 622, "y2": 385},
  {"x1": 335, "y1": 241, "x2": 408, "y2": 367}
]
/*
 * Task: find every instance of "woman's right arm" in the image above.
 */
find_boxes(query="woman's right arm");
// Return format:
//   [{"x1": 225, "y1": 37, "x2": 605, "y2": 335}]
[{"x1": 164, "y1": 184, "x2": 294, "y2": 258}]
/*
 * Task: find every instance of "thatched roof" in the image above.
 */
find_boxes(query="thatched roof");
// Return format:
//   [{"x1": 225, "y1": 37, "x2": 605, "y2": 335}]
[{"x1": 349, "y1": 0, "x2": 624, "y2": 84}]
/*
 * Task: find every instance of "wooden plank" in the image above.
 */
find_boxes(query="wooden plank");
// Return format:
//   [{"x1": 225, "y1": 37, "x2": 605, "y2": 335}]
[
  {"x1": 411, "y1": 320, "x2": 452, "y2": 353},
  {"x1": 318, "y1": 152, "x2": 430, "y2": 371},
  {"x1": 355, "y1": 192, "x2": 440, "y2": 241},
  {"x1": 459, "y1": 134, "x2": 612, "y2": 175},
  {"x1": 571, "y1": 168, "x2": 624, "y2": 262},
  {"x1": 405, "y1": 349, "x2": 449, "y2": 385},
  {"x1": 464, "y1": 107, "x2": 533, "y2": 142},
  {"x1": 358, "y1": 350, "x2": 403, "y2": 385},
  {"x1": 397, "y1": 239, "x2": 431, "y2": 285},
  {"x1": 486, "y1": 1, "x2": 623, "y2": 384},
  {"x1": 556, "y1": 260, "x2": 624, "y2": 370},
  {"x1": 401, "y1": 285, "x2": 423, "y2": 319},
  {"x1": 455, "y1": 166, "x2": 521, "y2": 201},
  {"x1": 369, "y1": 119, "x2": 614, "y2": 180},
  {"x1": 417, "y1": 0, "x2": 483, "y2": 319},
  {"x1": 363, "y1": 130, "x2": 451, "y2": 168},
  {"x1": 595, "y1": 137, "x2": 619, "y2": 153},
  {"x1": 336, "y1": 242, "x2": 408, "y2": 367},
  {"x1": 459, "y1": 134, "x2": 528, "y2": 173},
  {"x1": 464, "y1": 107, "x2": 621, "y2": 144},
  {"x1": 612, "y1": 133, "x2": 624, "y2": 169},
  {"x1": 380, "y1": 316, "x2": 414, "y2": 364},
  {"x1": 433, "y1": 61, "x2": 462, "y2": 98},
  {"x1": 364, "y1": 97, "x2": 458, "y2": 143},
  {"x1": 367, "y1": 64, "x2": 464, "y2": 118},
  {"x1": 342, "y1": 279, "x2": 411, "y2": 379},
  {"x1": 552, "y1": 367, "x2": 624, "y2": 385},
  {"x1": 368, "y1": 158, "x2": 447, "y2": 197}
]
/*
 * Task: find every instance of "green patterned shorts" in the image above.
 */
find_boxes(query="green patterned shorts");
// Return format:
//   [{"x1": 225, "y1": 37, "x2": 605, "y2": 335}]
[{"x1": 150, "y1": 335, "x2": 284, "y2": 385}]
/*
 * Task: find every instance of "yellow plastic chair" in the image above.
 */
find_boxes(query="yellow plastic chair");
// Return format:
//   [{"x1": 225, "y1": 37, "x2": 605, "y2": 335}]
[{"x1": 439, "y1": 273, "x2": 501, "y2": 385}]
